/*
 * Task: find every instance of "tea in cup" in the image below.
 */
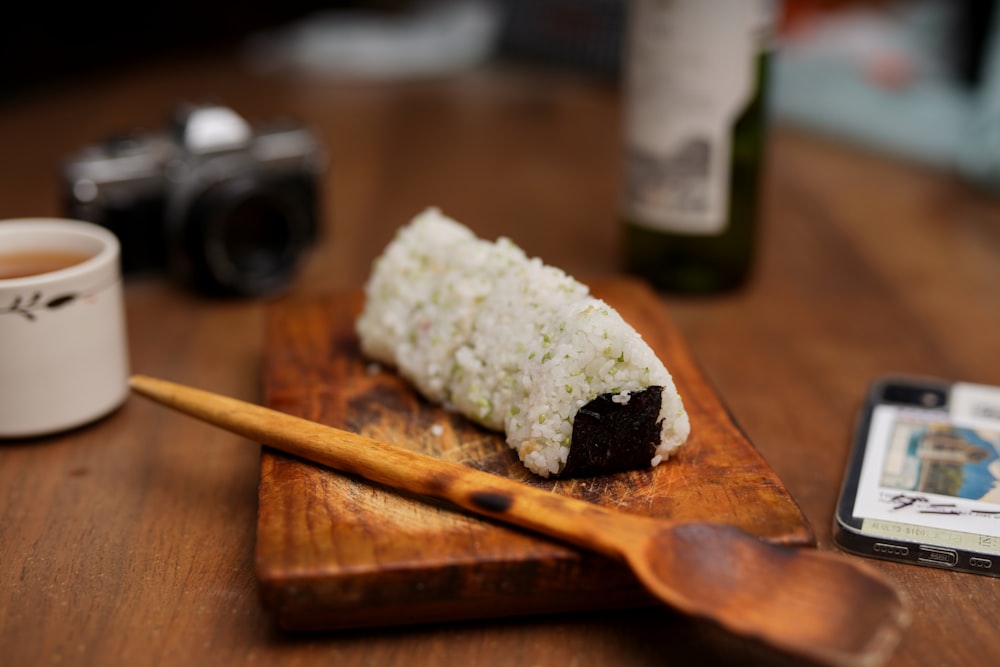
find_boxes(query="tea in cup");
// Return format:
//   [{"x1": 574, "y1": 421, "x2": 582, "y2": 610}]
[{"x1": 0, "y1": 218, "x2": 130, "y2": 438}]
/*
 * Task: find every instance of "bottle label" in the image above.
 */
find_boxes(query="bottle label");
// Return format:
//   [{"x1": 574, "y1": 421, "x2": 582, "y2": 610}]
[{"x1": 623, "y1": 0, "x2": 771, "y2": 235}]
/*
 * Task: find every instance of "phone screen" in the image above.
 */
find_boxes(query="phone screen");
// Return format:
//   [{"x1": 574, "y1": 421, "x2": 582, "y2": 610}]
[{"x1": 835, "y1": 377, "x2": 1000, "y2": 575}]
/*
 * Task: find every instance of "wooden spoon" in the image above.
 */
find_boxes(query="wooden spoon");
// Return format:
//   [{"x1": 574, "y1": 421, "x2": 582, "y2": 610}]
[{"x1": 129, "y1": 374, "x2": 908, "y2": 667}]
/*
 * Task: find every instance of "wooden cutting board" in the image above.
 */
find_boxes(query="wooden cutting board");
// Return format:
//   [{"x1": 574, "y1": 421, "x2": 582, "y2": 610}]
[{"x1": 256, "y1": 277, "x2": 814, "y2": 631}]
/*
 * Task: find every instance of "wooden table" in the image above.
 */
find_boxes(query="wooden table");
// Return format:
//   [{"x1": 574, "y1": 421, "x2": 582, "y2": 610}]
[{"x1": 2, "y1": 46, "x2": 999, "y2": 667}]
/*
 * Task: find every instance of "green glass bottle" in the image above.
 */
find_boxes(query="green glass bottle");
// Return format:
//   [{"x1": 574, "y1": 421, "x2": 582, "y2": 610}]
[{"x1": 621, "y1": 0, "x2": 774, "y2": 293}]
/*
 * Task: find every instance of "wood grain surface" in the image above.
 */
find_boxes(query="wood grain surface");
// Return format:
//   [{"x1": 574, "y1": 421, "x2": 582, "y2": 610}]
[
  {"x1": 257, "y1": 278, "x2": 813, "y2": 630},
  {"x1": 2, "y1": 44, "x2": 1000, "y2": 667}
]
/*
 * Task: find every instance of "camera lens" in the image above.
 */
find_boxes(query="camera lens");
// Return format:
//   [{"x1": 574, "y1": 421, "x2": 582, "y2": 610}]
[
  {"x1": 221, "y1": 193, "x2": 294, "y2": 277},
  {"x1": 882, "y1": 382, "x2": 948, "y2": 408},
  {"x1": 182, "y1": 175, "x2": 317, "y2": 296}
]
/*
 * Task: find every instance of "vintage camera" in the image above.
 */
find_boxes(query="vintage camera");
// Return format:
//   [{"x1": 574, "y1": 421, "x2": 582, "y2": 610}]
[{"x1": 62, "y1": 104, "x2": 325, "y2": 296}]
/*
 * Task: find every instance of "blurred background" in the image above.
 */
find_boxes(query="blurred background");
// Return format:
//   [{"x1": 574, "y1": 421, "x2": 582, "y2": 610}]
[{"x1": 4, "y1": 0, "x2": 1000, "y2": 185}]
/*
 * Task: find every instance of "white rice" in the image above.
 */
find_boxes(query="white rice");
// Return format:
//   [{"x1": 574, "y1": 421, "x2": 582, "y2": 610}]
[{"x1": 356, "y1": 207, "x2": 690, "y2": 477}]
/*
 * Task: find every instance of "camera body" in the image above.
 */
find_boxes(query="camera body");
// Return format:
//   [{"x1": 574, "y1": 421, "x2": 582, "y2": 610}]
[{"x1": 62, "y1": 104, "x2": 325, "y2": 296}]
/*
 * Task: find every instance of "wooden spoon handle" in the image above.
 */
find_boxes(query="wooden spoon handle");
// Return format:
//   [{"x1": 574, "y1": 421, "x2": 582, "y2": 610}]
[{"x1": 129, "y1": 374, "x2": 647, "y2": 558}]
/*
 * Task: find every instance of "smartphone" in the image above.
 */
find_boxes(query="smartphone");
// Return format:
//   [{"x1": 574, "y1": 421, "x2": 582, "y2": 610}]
[{"x1": 834, "y1": 375, "x2": 1000, "y2": 577}]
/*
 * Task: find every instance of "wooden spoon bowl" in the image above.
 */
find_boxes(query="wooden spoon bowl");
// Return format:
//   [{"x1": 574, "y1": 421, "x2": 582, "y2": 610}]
[{"x1": 129, "y1": 374, "x2": 909, "y2": 667}]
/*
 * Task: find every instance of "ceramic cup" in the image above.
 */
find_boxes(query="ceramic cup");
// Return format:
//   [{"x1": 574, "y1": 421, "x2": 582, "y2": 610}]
[{"x1": 0, "y1": 218, "x2": 130, "y2": 438}]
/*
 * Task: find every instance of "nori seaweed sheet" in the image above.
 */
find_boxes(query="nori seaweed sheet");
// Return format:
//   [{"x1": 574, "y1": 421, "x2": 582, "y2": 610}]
[{"x1": 561, "y1": 386, "x2": 664, "y2": 478}]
